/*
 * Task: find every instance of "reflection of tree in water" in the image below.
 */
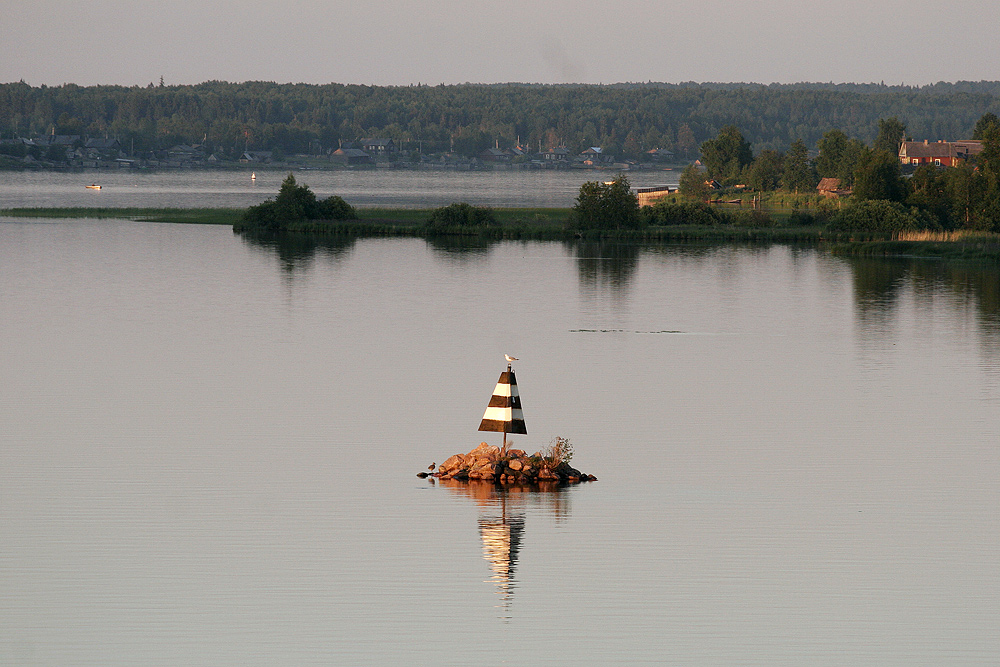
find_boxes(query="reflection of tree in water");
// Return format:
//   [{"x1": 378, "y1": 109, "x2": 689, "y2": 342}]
[
  {"x1": 571, "y1": 240, "x2": 641, "y2": 294},
  {"x1": 846, "y1": 256, "x2": 1000, "y2": 346},
  {"x1": 424, "y1": 235, "x2": 492, "y2": 264},
  {"x1": 848, "y1": 257, "x2": 910, "y2": 323},
  {"x1": 236, "y1": 230, "x2": 356, "y2": 274},
  {"x1": 936, "y1": 262, "x2": 1000, "y2": 350},
  {"x1": 439, "y1": 479, "x2": 572, "y2": 617}
]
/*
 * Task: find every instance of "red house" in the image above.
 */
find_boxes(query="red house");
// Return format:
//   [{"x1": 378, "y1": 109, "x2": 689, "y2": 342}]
[{"x1": 899, "y1": 139, "x2": 982, "y2": 167}]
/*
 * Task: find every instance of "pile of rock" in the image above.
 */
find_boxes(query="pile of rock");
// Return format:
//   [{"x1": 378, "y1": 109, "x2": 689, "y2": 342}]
[{"x1": 421, "y1": 442, "x2": 597, "y2": 484}]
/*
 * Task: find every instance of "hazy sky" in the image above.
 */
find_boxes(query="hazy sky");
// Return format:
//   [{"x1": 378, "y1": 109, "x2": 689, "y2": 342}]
[{"x1": 4, "y1": 0, "x2": 999, "y2": 87}]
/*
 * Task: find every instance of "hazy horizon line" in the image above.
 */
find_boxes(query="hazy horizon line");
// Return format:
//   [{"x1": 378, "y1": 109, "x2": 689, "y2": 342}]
[{"x1": 6, "y1": 78, "x2": 1000, "y2": 89}]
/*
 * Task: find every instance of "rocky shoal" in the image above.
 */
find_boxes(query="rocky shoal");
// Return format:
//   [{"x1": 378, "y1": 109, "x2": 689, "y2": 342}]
[{"x1": 418, "y1": 442, "x2": 597, "y2": 484}]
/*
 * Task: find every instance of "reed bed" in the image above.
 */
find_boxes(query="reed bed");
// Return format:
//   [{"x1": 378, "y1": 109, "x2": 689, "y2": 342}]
[
  {"x1": 1, "y1": 207, "x2": 242, "y2": 225},
  {"x1": 894, "y1": 229, "x2": 1000, "y2": 243}
]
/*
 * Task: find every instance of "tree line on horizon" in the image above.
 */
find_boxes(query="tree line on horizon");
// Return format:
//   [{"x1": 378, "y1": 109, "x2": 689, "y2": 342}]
[{"x1": 1, "y1": 80, "x2": 999, "y2": 160}]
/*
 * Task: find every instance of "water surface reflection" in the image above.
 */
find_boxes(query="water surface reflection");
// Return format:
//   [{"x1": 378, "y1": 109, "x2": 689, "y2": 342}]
[
  {"x1": 571, "y1": 240, "x2": 641, "y2": 295},
  {"x1": 237, "y1": 230, "x2": 357, "y2": 274},
  {"x1": 439, "y1": 480, "x2": 572, "y2": 617},
  {"x1": 847, "y1": 256, "x2": 1000, "y2": 350}
]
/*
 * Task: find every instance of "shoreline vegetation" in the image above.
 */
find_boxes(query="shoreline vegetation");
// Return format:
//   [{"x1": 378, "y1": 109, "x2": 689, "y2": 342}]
[
  {"x1": 5, "y1": 201, "x2": 1000, "y2": 260},
  {"x1": 232, "y1": 172, "x2": 1000, "y2": 260},
  {"x1": 5, "y1": 164, "x2": 1000, "y2": 260},
  {"x1": 5, "y1": 106, "x2": 1000, "y2": 258}
]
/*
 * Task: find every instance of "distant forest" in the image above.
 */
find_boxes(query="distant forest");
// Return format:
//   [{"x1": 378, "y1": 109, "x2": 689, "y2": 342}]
[{"x1": 2, "y1": 80, "x2": 1000, "y2": 159}]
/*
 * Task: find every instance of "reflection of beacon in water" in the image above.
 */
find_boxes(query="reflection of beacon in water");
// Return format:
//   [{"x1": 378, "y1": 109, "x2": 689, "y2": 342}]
[
  {"x1": 478, "y1": 511, "x2": 525, "y2": 605},
  {"x1": 440, "y1": 479, "x2": 572, "y2": 615}
]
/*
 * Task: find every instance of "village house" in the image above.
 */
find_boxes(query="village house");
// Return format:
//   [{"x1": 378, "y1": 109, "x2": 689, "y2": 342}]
[
  {"x1": 816, "y1": 177, "x2": 852, "y2": 198},
  {"x1": 330, "y1": 147, "x2": 372, "y2": 165},
  {"x1": 359, "y1": 138, "x2": 396, "y2": 155},
  {"x1": 166, "y1": 144, "x2": 206, "y2": 166},
  {"x1": 33, "y1": 134, "x2": 81, "y2": 148},
  {"x1": 240, "y1": 150, "x2": 273, "y2": 163},
  {"x1": 538, "y1": 146, "x2": 570, "y2": 163},
  {"x1": 508, "y1": 144, "x2": 529, "y2": 158},
  {"x1": 579, "y1": 147, "x2": 611, "y2": 165},
  {"x1": 645, "y1": 148, "x2": 675, "y2": 162},
  {"x1": 477, "y1": 147, "x2": 509, "y2": 162},
  {"x1": 85, "y1": 137, "x2": 121, "y2": 153},
  {"x1": 898, "y1": 139, "x2": 983, "y2": 167}
]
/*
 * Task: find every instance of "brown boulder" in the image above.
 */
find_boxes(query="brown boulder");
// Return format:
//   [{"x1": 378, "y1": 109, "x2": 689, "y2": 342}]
[
  {"x1": 468, "y1": 443, "x2": 499, "y2": 458},
  {"x1": 438, "y1": 454, "x2": 464, "y2": 474}
]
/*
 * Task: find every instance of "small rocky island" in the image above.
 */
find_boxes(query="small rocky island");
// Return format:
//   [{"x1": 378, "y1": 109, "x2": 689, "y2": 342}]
[
  {"x1": 424, "y1": 360, "x2": 596, "y2": 484},
  {"x1": 420, "y1": 441, "x2": 597, "y2": 484}
]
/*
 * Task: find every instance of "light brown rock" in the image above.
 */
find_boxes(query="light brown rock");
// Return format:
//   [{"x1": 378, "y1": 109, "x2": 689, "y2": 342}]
[
  {"x1": 468, "y1": 442, "x2": 498, "y2": 458},
  {"x1": 438, "y1": 454, "x2": 464, "y2": 474}
]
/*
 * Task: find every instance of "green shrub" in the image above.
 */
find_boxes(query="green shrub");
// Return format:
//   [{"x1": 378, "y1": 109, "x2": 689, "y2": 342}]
[
  {"x1": 316, "y1": 195, "x2": 356, "y2": 221},
  {"x1": 827, "y1": 199, "x2": 938, "y2": 233},
  {"x1": 426, "y1": 202, "x2": 497, "y2": 229},
  {"x1": 570, "y1": 175, "x2": 641, "y2": 230},
  {"x1": 728, "y1": 209, "x2": 775, "y2": 228},
  {"x1": 240, "y1": 174, "x2": 356, "y2": 231},
  {"x1": 788, "y1": 209, "x2": 824, "y2": 226},
  {"x1": 642, "y1": 201, "x2": 724, "y2": 226}
]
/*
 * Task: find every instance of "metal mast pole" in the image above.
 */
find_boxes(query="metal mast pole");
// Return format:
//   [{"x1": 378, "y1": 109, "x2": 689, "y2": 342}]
[{"x1": 502, "y1": 363, "x2": 511, "y2": 455}]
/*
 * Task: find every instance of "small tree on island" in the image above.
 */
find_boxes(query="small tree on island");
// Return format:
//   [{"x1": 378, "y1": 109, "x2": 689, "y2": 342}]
[
  {"x1": 240, "y1": 173, "x2": 356, "y2": 231},
  {"x1": 571, "y1": 175, "x2": 640, "y2": 231},
  {"x1": 678, "y1": 163, "x2": 709, "y2": 201}
]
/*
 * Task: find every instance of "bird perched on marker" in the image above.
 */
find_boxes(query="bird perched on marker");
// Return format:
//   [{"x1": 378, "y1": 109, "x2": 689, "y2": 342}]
[{"x1": 504, "y1": 354, "x2": 518, "y2": 362}]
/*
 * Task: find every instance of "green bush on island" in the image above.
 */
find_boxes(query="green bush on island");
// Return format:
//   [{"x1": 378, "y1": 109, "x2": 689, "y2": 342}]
[
  {"x1": 240, "y1": 173, "x2": 356, "y2": 231},
  {"x1": 787, "y1": 209, "x2": 827, "y2": 226},
  {"x1": 639, "y1": 200, "x2": 776, "y2": 228},
  {"x1": 641, "y1": 200, "x2": 724, "y2": 226},
  {"x1": 425, "y1": 202, "x2": 497, "y2": 230},
  {"x1": 827, "y1": 199, "x2": 938, "y2": 234},
  {"x1": 570, "y1": 175, "x2": 641, "y2": 231}
]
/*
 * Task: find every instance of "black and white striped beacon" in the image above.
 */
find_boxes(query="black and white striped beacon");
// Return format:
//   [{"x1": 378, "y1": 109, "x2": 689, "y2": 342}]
[{"x1": 478, "y1": 355, "x2": 527, "y2": 454}]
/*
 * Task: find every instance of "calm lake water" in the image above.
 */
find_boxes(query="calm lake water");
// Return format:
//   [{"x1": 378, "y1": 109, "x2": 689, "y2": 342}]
[
  {"x1": 1, "y1": 174, "x2": 999, "y2": 665},
  {"x1": 0, "y1": 168, "x2": 679, "y2": 210}
]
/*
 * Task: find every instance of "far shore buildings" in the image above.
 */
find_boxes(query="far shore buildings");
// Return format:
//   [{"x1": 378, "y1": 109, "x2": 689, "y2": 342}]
[
  {"x1": 538, "y1": 146, "x2": 570, "y2": 163},
  {"x1": 359, "y1": 138, "x2": 397, "y2": 155},
  {"x1": 899, "y1": 139, "x2": 983, "y2": 167},
  {"x1": 330, "y1": 147, "x2": 372, "y2": 165},
  {"x1": 240, "y1": 150, "x2": 273, "y2": 163}
]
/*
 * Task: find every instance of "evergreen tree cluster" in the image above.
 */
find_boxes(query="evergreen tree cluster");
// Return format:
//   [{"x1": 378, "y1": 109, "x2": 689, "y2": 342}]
[{"x1": 2, "y1": 80, "x2": 998, "y2": 159}]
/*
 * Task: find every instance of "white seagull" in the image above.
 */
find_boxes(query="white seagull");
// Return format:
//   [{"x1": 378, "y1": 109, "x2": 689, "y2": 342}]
[{"x1": 504, "y1": 354, "x2": 519, "y2": 362}]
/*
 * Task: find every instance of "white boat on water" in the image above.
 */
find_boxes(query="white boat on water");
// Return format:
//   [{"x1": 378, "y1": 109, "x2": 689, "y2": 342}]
[{"x1": 85, "y1": 184, "x2": 101, "y2": 190}]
